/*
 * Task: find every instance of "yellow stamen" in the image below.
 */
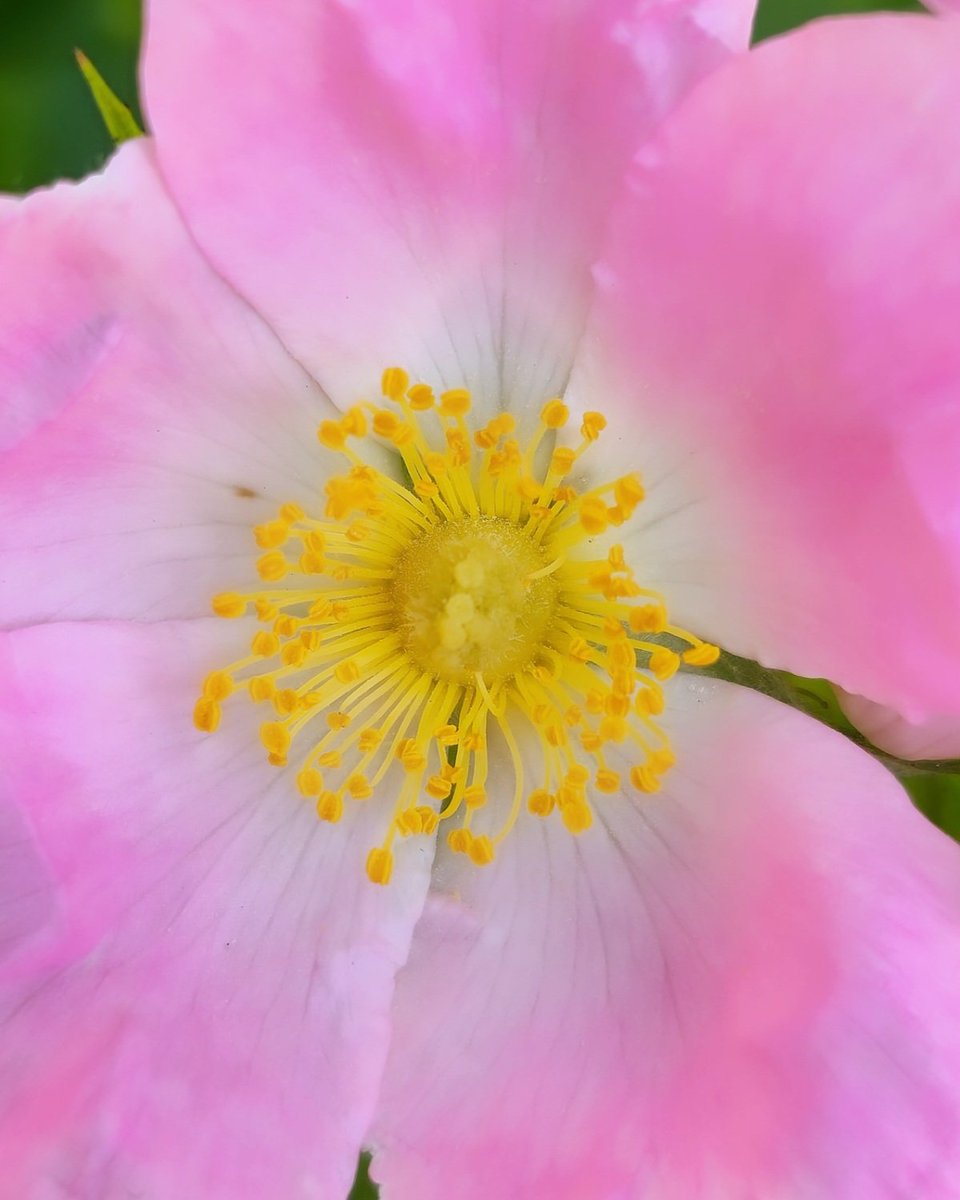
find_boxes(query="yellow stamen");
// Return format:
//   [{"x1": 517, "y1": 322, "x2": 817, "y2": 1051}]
[{"x1": 198, "y1": 371, "x2": 722, "y2": 883}]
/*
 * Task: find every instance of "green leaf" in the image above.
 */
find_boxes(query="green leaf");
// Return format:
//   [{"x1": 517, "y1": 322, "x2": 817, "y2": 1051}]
[
  {"x1": 74, "y1": 48, "x2": 141, "y2": 143},
  {"x1": 694, "y1": 651, "x2": 960, "y2": 784},
  {"x1": 348, "y1": 1152, "x2": 379, "y2": 1199}
]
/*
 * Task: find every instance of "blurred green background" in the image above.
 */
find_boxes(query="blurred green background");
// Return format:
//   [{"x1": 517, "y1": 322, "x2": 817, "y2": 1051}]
[{"x1": 0, "y1": 0, "x2": 946, "y2": 1195}]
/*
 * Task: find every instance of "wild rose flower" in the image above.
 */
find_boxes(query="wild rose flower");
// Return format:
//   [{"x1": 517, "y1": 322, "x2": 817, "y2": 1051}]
[{"x1": 2, "y1": 1, "x2": 960, "y2": 1198}]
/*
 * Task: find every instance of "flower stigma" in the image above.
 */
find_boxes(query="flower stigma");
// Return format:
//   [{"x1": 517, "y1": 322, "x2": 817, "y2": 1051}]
[{"x1": 195, "y1": 369, "x2": 720, "y2": 884}]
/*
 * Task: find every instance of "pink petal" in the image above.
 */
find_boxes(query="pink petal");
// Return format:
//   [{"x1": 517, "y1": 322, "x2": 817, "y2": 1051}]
[
  {"x1": 142, "y1": 0, "x2": 752, "y2": 417},
  {"x1": 0, "y1": 140, "x2": 344, "y2": 626},
  {"x1": 370, "y1": 680, "x2": 960, "y2": 1198},
  {"x1": 569, "y1": 15, "x2": 960, "y2": 720},
  {"x1": 839, "y1": 690, "x2": 960, "y2": 761},
  {"x1": 0, "y1": 621, "x2": 432, "y2": 1198}
]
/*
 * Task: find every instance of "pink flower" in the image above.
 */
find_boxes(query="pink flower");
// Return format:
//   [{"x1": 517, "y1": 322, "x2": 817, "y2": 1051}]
[
  {"x1": 838, "y1": 692, "x2": 960, "y2": 762},
  {"x1": 2, "y1": 1, "x2": 960, "y2": 1197}
]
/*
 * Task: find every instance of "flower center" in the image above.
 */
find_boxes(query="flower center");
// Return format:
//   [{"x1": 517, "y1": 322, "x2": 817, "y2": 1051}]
[
  {"x1": 195, "y1": 369, "x2": 719, "y2": 884},
  {"x1": 391, "y1": 516, "x2": 558, "y2": 684}
]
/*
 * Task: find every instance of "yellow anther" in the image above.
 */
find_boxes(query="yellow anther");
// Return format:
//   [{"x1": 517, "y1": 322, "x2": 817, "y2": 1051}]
[
  {"x1": 317, "y1": 792, "x2": 344, "y2": 823},
  {"x1": 251, "y1": 630, "x2": 280, "y2": 657},
  {"x1": 366, "y1": 847, "x2": 394, "y2": 885},
  {"x1": 434, "y1": 724, "x2": 459, "y2": 746},
  {"x1": 683, "y1": 642, "x2": 721, "y2": 667},
  {"x1": 254, "y1": 520, "x2": 289, "y2": 549},
  {"x1": 256, "y1": 551, "x2": 288, "y2": 582},
  {"x1": 647, "y1": 747, "x2": 676, "y2": 774},
  {"x1": 445, "y1": 430, "x2": 470, "y2": 465},
  {"x1": 296, "y1": 768, "x2": 324, "y2": 797},
  {"x1": 497, "y1": 414, "x2": 517, "y2": 435},
  {"x1": 541, "y1": 399, "x2": 569, "y2": 428},
  {"x1": 211, "y1": 592, "x2": 246, "y2": 618},
  {"x1": 248, "y1": 676, "x2": 276, "y2": 703},
  {"x1": 318, "y1": 750, "x2": 342, "y2": 768},
  {"x1": 630, "y1": 605, "x2": 667, "y2": 634},
  {"x1": 346, "y1": 521, "x2": 368, "y2": 543},
  {"x1": 611, "y1": 671, "x2": 634, "y2": 699},
  {"x1": 439, "y1": 388, "x2": 471, "y2": 416},
  {"x1": 545, "y1": 725, "x2": 567, "y2": 748},
  {"x1": 426, "y1": 774, "x2": 453, "y2": 800},
  {"x1": 274, "y1": 688, "x2": 300, "y2": 716},
  {"x1": 464, "y1": 785, "x2": 487, "y2": 809},
  {"x1": 415, "y1": 480, "x2": 440, "y2": 498},
  {"x1": 372, "y1": 409, "x2": 407, "y2": 441},
  {"x1": 255, "y1": 598, "x2": 279, "y2": 622},
  {"x1": 609, "y1": 640, "x2": 635, "y2": 670},
  {"x1": 326, "y1": 711, "x2": 351, "y2": 731},
  {"x1": 202, "y1": 670, "x2": 234, "y2": 702},
  {"x1": 566, "y1": 765, "x2": 590, "y2": 786},
  {"x1": 397, "y1": 807, "x2": 423, "y2": 835},
  {"x1": 599, "y1": 715, "x2": 627, "y2": 742},
  {"x1": 407, "y1": 383, "x2": 435, "y2": 410},
  {"x1": 560, "y1": 798, "x2": 592, "y2": 834},
  {"x1": 273, "y1": 615, "x2": 299, "y2": 637},
  {"x1": 528, "y1": 789, "x2": 555, "y2": 816},
  {"x1": 422, "y1": 452, "x2": 447, "y2": 477},
  {"x1": 564, "y1": 705, "x2": 582, "y2": 726},
  {"x1": 614, "y1": 474, "x2": 645, "y2": 511},
  {"x1": 549, "y1": 447, "x2": 576, "y2": 476},
  {"x1": 193, "y1": 697, "x2": 220, "y2": 733},
  {"x1": 335, "y1": 660, "x2": 361, "y2": 684},
  {"x1": 579, "y1": 497, "x2": 609, "y2": 535},
  {"x1": 585, "y1": 689, "x2": 605, "y2": 714},
  {"x1": 331, "y1": 409, "x2": 364, "y2": 441},
  {"x1": 630, "y1": 765, "x2": 662, "y2": 794},
  {"x1": 418, "y1": 808, "x2": 440, "y2": 835},
  {"x1": 396, "y1": 738, "x2": 426, "y2": 771},
  {"x1": 347, "y1": 774, "x2": 373, "y2": 800},
  {"x1": 595, "y1": 769, "x2": 621, "y2": 793},
  {"x1": 568, "y1": 636, "x2": 592, "y2": 663},
  {"x1": 581, "y1": 411, "x2": 606, "y2": 441},
  {"x1": 648, "y1": 648, "x2": 681, "y2": 680},
  {"x1": 634, "y1": 686, "x2": 665, "y2": 716},
  {"x1": 318, "y1": 420, "x2": 347, "y2": 450},
  {"x1": 281, "y1": 641, "x2": 307, "y2": 668},
  {"x1": 260, "y1": 721, "x2": 291, "y2": 759},
  {"x1": 580, "y1": 730, "x2": 603, "y2": 752},
  {"x1": 299, "y1": 552, "x2": 325, "y2": 577},
  {"x1": 447, "y1": 828, "x2": 472, "y2": 854},
  {"x1": 604, "y1": 693, "x2": 630, "y2": 718},
  {"x1": 358, "y1": 728, "x2": 382, "y2": 752},
  {"x1": 607, "y1": 577, "x2": 641, "y2": 599},
  {"x1": 370, "y1": 410, "x2": 398, "y2": 437},
  {"x1": 468, "y1": 835, "x2": 495, "y2": 866},
  {"x1": 382, "y1": 366, "x2": 410, "y2": 400},
  {"x1": 280, "y1": 503, "x2": 304, "y2": 523}
]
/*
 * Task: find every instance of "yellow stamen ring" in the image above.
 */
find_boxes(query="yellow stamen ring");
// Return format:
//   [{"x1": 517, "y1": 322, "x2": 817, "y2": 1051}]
[{"x1": 196, "y1": 371, "x2": 719, "y2": 883}]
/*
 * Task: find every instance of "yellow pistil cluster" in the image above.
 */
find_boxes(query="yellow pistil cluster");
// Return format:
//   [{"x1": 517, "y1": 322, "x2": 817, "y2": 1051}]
[{"x1": 195, "y1": 369, "x2": 719, "y2": 884}]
